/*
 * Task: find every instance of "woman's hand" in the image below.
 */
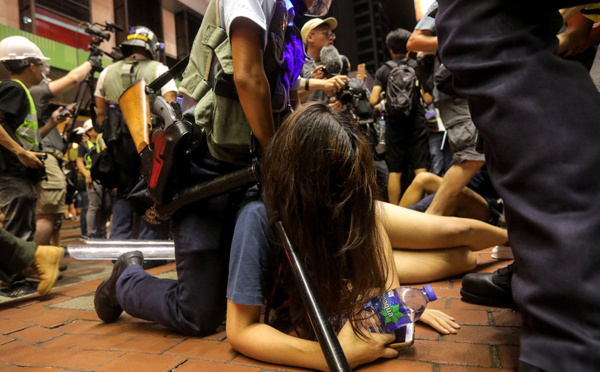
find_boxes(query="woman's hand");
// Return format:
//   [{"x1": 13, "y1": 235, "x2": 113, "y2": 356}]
[
  {"x1": 338, "y1": 321, "x2": 398, "y2": 369},
  {"x1": 419, "y1": 308, "x2": 460, "y2": 335}
]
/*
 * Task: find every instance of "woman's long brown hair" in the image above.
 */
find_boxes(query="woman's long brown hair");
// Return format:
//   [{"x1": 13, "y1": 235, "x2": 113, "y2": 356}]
[{"x1": 261, "y1": 103, "x2": 390, "y2": 339}]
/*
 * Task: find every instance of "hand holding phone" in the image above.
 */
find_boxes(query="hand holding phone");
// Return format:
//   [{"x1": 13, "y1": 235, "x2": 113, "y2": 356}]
[
  {"x1": 59, "y1": 103, "x2": 77, "y2": 117},
  {"x1": 387, "y1": 323, "x2": 414, "y2": 349}
]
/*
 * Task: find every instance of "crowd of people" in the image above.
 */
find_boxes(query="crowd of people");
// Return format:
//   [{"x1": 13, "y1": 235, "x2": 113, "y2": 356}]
[{"x1": 1, "y1": 0, "x2": 599, "y2": 370}]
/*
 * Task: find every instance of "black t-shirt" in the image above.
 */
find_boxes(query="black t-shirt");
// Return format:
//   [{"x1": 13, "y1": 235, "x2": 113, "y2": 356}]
[{"x1": 0, "y1": 80, "x2": 32, "y2": 177}]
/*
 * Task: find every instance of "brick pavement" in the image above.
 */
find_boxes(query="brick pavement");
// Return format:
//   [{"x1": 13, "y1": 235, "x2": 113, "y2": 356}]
[{"x1": 0, "y1": 219, "x2": 521, "y2": 371}]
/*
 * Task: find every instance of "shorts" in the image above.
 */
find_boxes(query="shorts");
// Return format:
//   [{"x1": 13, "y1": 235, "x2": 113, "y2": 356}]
[
  {"x1": 36, "y1": 151, "x2": 67, "y2": 215},
  {"x1": 437, "y1": 97, "x2": 485, "y2": 163},
  {"x1": 384, "y1": 115, "x2": 430, "y2": 173}
]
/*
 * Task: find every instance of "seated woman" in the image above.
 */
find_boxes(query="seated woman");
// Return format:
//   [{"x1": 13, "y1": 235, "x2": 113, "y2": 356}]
[{"x1": 226, "y1": 103, "x2": 507, "y2": 370}]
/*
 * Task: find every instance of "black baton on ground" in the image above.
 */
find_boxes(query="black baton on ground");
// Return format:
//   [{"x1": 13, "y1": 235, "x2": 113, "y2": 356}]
[{"x1": 275, "y1": 221, "x2": 352, "y2": 372}]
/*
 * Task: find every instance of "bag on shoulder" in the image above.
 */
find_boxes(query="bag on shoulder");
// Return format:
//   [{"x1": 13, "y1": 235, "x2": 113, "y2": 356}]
[
  {"x1": 90, "y1": 148, "x2": 118, "y2": 189},
  {"x1": 385, "y1": 59, "x2": 419, "y2": 118}
]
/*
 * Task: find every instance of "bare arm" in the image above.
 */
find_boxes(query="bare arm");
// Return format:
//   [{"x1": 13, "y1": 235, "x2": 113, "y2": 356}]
[
  {"x1": 226, "y1": 301, "x2": 397, "y2": 371},
  {"x1": 230, "y1": 18, "x2": 274, "y2": 151},
  {"x1": 0, "y1": 114, "x2": 43, "y2": 168},
  {"x1": 96, "y1": 96, "x2": 107, "y2": 124},
  {"x1": 370, "y1": 85, "x2": 383, "y2": 106},
  {"x1": 48, "y1": 61, "x2": 93, "y2": 96},
  {"x1": 406, "y1": 29, "x2": 438, "y2": 52},
  {"x1": 76, "y1": 156, "x2": 92, "y2": 189},
  {"x1": 298, "y1": 75, "x2": 349, "y2": 98}
]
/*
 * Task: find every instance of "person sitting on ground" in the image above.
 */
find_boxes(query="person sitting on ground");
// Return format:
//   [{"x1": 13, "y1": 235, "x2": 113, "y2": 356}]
[{"x1": 224, "y1": 103, "x2": 507, "y2": 370}]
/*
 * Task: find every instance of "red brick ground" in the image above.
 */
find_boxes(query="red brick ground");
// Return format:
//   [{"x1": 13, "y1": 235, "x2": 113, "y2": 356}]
[{"x1": 0, "y1": 220, "x2": 520, "y2": 371}]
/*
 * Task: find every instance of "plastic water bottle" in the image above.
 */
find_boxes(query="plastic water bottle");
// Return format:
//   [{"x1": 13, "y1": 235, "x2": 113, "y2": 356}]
[
  {"x1": 360, "y1": 285, "x2": 437, "y2": 334},
  {"x1": 375, "y1": 112, "x2": 386, "y2": 155}
]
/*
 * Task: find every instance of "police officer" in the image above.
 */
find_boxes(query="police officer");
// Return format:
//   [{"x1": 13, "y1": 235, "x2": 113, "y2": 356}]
[
  {"x1": 94, "y1": 0, "x2": 333, "y2": 337},
  {"x1": 94, "y1": 26, "x2": 177, "y2": 240}
]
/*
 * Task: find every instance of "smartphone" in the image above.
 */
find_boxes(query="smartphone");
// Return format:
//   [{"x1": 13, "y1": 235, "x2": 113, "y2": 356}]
[
  {"x1": 59, "y1": 102, "x2": 77, "y2": 117},
  {"x1": 357, "y1": 63, "x2": 366, "y2": 80},
  {"x1": 388, "y1": 323, "x2": 414, "y2": 348}
]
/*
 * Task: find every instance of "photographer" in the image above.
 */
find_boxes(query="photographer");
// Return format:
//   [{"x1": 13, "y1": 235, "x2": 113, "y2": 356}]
[
  {"x1": 298, "y1": 17, "x2": 348, "y2": 102},
  {"x1": 0, "y1": 36, "x2": 52, "y2": 242},
  {"x1": 30, "y1": 59, "x2": 98, "y2": 247}
]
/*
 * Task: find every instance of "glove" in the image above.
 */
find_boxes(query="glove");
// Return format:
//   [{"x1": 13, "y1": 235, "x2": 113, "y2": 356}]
[{"x1": 89, "y1": 55, "x2": 104, "y2": 72}]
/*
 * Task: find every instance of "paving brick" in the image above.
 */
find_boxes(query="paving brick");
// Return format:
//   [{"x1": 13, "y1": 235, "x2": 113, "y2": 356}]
[
  {"x1": 10, "y1": 325, "x2": 63, "y2": 344},
  {"x1": 166, "y1": 338, "x2": 236, "y2": 362},
  {"x1": 441, "y1": 309, "x2": 490, "y2": 326},
  {"x1": 426, "y1": 280, "x2": 453, "y2": 289},
  {"x1": 0, "y1": 319, "x2": 29, "y2": 334},
  {"x1": 428, "y1": 299, "x2": 449, "y2": 310},
  {"x1": 396, "y1": 339, "x2": 493, "y2": 367},
  {"x1": 113, "y1": 335, "x2": 182, "y2": 353},
  {"x1": 231, "y1": 354, "x2": 312, "y2": 371},
  {"x1": 11, "y1": 347, "x2": 122, "y2": 369},
  {"x1": 360, "y1": 359, "x2": 434, "y2": 371},
  {"x1": 440, "y1": 366, "x2": 507, "y2": 372},
  {"x1": 97, "y1": 352, "x2": 186, "y2": 372},
  {"x1": 433, "y1": 287, "x2": 462, "y2": 298},
  {"x1": 29, "y1": 311, "x2": 75, "y2": 328},
  {"x1": 444, "y1": 325, "x2": 520, "y2": 346},
  {"x1": 491, "y1": 311, "x2": 523, "y2": 327},
  {"x1": 497, "y1": 345, "x2": 520, "y2": 369},
  {"x1": 449, "y1": 299, "x2": 505, "y2": 311},
  {"x1": 0, "y1": 308, "x2": 40, "y2": 322},
  {"x1": 0, "y1": 334, "x2": 14, "y2": 345},
  {"x1": 56, "y1": 319, "x2": 140, "y2": 335},
  {"x1": 175, "y1": 359, "x2": 262, "y2": 371},
  {"x1": 73, "y1": 334, "x2": 136, "y2": 350},
  {"x1": 203, "y1": 330, "x2": 227, "y2": 341},
  {"x1": 40, "y1": 334, "x2": 90, "y2": 349},
  {"x1": 414, "y1": 323, "x2": 441, "y2": 340},
  {"x1": 0, "y1": 340, "x2": 42, "y2": 364}
]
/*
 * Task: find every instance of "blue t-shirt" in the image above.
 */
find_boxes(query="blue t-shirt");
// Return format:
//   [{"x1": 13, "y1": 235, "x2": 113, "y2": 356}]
[{"x1": 227, "y1": 200, "x2": 274, "y2": 306}]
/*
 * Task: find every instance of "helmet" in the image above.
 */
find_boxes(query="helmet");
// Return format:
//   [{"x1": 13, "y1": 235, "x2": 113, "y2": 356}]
[
  {"x1": 0, "y1": 36, "x2": 49, "y2": 61},
  {"x1": 120, "y1": 26, "x2": 161, "y2": 59},
  {"x1": 81, "y1": 119, "x2": 94, "y2": 133},
  {"x1": 0, "y1": 36, "x2": 49, "y2": 72}
]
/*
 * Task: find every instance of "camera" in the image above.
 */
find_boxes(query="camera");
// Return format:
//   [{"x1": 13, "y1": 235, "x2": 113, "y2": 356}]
[{"x1": 84, "y1": 22, "x2": 124, "y2": 61}]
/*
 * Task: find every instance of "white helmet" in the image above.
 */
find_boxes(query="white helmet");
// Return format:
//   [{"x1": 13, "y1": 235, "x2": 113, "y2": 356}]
[
  {"x1": 81, "y1": 119, "x2": 94, "y2": 133},
  {"x1": 0, "y1": 36, "x2": 49, "y2": 61}
]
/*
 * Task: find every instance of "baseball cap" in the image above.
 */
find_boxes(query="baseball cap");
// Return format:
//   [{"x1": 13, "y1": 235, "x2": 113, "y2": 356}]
[{"x1": 301, "y1": 17, "x2": 338, "y2": 44}]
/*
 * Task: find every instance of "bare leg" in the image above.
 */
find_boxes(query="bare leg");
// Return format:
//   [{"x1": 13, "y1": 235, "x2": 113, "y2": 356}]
[
  {"x1": 425, "y1": 160, "x2": 484, "y2": 216},
  {"x1": 387, "y1": 171, "x2": 402, "y2": 205},
  {"x1": 378, "y1": 201, "x2": 507, "y2": 251},
  {"x1": 399, "y1": 172, "x2": 442, "y2": 207},
  {"x1": 394, "y1": 247, "x2": 477, "y2": 284},
  {"x1": 34, "y1": 214, "x2": 62, "y2": 246}
]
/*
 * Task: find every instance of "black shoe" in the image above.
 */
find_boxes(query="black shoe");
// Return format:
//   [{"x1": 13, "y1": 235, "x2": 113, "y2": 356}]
[
  {"x1": 460, "y1": 263, "x2": 516, "y2": 308},
  {"x1": 94, "y1": 251, "x2": 143, "y2": 323}
]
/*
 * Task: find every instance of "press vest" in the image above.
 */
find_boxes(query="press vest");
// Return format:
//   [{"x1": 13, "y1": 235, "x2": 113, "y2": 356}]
[
  {"x1": 12, "y1": 79, "x2": 39, "y2": 151},
  {"x1": 83, "y1": 135, "x2": 105, "y2": 170},
  {"x1": 179, "y1": 0, "x2": 304, "y2": 165},
  {"x1": 100, "y1": 59, "x2": 162, "y2": 105}
]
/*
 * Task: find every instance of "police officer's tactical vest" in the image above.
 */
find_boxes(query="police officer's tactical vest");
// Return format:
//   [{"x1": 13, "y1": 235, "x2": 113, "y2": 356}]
[
  {"x1": 12, "y1": 79, "x2": 40, "y2": 151},
  {"x1": 180, "y1": 0, "x2": 303, "y2": 165},
  {"x1": 100, "y1": 59, "x2": 162, "y2": 105}
]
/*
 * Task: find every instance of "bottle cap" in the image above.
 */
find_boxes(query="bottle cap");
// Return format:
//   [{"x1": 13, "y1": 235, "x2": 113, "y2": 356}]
[{"x1": 423, "y1": 285, "x2": 437, "y2": 302}]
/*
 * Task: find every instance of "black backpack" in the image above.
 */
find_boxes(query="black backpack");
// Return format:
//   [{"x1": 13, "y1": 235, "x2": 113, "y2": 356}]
[{"x1": 384, "y1": 58, "x2": 419, "y2": 118}]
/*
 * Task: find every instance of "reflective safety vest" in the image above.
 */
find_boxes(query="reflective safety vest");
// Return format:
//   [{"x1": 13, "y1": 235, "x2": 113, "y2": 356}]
[
  {"x1": 83, "y1": 135, "x2": 106, "y2": 170},
  {"x1": 12, "y1": 79, "x2": 39, "y2": 151}
]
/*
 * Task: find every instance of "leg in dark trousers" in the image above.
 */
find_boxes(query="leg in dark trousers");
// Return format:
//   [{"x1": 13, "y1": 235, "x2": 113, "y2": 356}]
[{"x1": 437, "y1": 1, "x2": 600, "y2": 371}]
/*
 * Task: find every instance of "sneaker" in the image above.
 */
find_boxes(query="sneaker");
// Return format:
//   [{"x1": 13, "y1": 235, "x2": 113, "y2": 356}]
[
  {"x1": 492, "y1": 245, "x2": 514, "y2": 260},
  {"x1": 32, "y1": 245, "x2": 64, "y2": 295}
]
